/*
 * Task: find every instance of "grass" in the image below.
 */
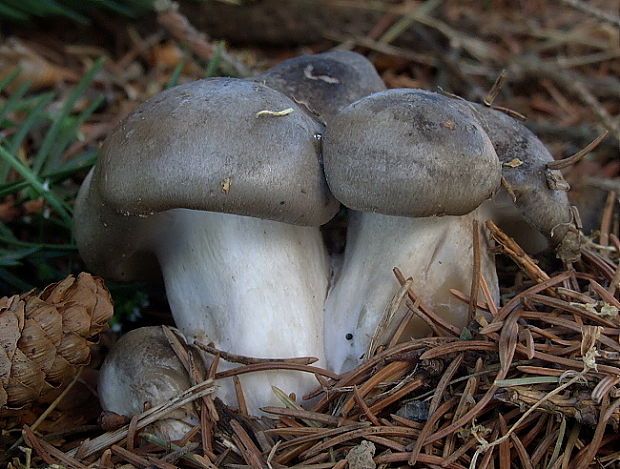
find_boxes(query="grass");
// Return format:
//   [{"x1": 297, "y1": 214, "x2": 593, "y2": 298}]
[
  {"x1": 0, "y1": 60, "x2": 107, "y2": 296},
  {"x1": 0, "y1": 0, "x2": 158, "y2": 24}
]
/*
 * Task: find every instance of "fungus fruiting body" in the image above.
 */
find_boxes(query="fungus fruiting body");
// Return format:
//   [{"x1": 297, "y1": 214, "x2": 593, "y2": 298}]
[
  {"x1": 471, "y1": 104, "x2": 581, "y2": 262},
  {"x1": 323, "y1": 89, "x2": 502, "y2": 372},
  {"x1": 98, "y1": 327, "x2": 202, "y2": 440},
  {"x1": 76, "y1": 78, "x2": 337, "y2": 415},
  {"x1": 251, "y1": 50, "x2": 386, "y2": 122}
]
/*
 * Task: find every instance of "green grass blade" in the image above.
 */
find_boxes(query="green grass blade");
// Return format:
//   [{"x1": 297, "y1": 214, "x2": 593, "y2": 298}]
[
  {"x1": 0, "y1": 4, "x2": 29, "y2": 21},
  {"x1": 166, "y1": 61, "x2": 185, "y2": 89},
  {"x1": 0, "y1": 68, "x2": 21, "y2": 93},
  {"x1": 0, "y1": 233, "x2": 76, "y2": 250},
  {"x1": 0, "y1": 80, "x2": 32, "y2": 126},
  {"x1": 0, "y1": 150, "x2": 97, "y2": 198},
  {"x1": 205, "y1": 42, "x2": 224, "y2": 77},
  {"x1": 33, "y1": 57, "x2": 105, "y2": 175},
  {"x1": 0, "y1": 145, "x2": 72, "y2": 225},
  {"x1": 48, "y1": 95, "x2": 104, "y2": 169},
  {"x1": 0, "y1": 93, "x2": 55, "y2": 183},
  {"x1": 0, "y1": 247, "x2": 41, "y2": 267}
]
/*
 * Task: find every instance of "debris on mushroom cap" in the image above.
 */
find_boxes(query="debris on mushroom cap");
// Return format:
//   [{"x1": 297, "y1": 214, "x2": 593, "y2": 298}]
[
  {"x1": 324, "y1": 89, "x2": 502, "y2": 217},
  {"x1": 251, "y1": 50, "x2": 386, "y2": 122},
  {"x1": 470, "y1": 103, "x2": 581, "y2": 262},
  {"x1": 74, "y1": 77, "x2": 339, "y2": 281},
  {"x1": 98, "y1": 326, "x2": 202, "y2": 441}
]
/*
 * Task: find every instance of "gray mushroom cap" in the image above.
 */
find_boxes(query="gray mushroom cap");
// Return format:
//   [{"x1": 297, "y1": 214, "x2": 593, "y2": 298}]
[
  {"x1": 95, "y1": 77, "x2": 336, "y2": 223},
  {"x1": 251, "y1": 50, "x2": 386, "y2": 122},
  {"x1": 470, "y1": 104, "x2": 581, "y2": 262},
  {"x1": 75, "y1": 77, "x2": 339, "y2": 280},
  {"x1": 324, "y1": 89, "x2": 502, "y2": 217},
  {"x1": 98, "y1": 326, "x2": 202, "y2": 440}
]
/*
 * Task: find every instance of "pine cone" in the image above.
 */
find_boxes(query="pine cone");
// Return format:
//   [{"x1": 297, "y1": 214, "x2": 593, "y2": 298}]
[{"x1": 0, "y1": 273, "x2": 113, "y2": 410}]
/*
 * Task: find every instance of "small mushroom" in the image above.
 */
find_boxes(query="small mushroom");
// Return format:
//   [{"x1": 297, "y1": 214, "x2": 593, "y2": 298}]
[
  {"x1": 251, "y1": 50, "x2": 386, "y2": 122},
  {"x1": 75, "y1": 78, "x2": 338, "y2": 413},
  {"x1": 470, "y1": 104, "x2": 581, "y2": 262},
  {"x1": 323, "y1": 89, "x2": 502, "y2": 372},
  {"x1": 98, "y1": 327, "x2": 202, "y2": 441}
]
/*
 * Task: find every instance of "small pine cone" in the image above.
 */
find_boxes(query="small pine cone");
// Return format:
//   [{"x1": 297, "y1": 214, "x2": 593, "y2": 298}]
[{"x1": 0, "y1": 272, "x2": 113, "y2": 410}]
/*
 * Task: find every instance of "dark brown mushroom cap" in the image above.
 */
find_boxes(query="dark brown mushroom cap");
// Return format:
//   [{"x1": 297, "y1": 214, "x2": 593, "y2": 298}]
[
  {"x1": 251, "y1": 50, "x2": 386, "y2": 122},
  {"x1": 323, "y1": 89, "x2": 502, "y2": 217},
  {"x1": 96, "y1": 77, "x2": 337, "y2": 225},
  {"x1": 470, "y1": 104, "x2": 580, "y2": 262}
]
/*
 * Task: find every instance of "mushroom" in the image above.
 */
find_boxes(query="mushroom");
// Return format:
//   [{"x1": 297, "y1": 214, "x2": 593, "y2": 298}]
[
  {"x1": 251, "y1": 50, "x2": 386, "y2": 122},
  {"x1": 323, "y1": 89, "x2": 502, "y2": 373},
  {"x1": 75, "y1": 78, "x2": 338, "y2": 413},
  {"x1": 98, "y1": 327, "x2": 202, "y2": 441},
  {"x1": 470, "y1": 104, "x2": 581, "y2": 262}
]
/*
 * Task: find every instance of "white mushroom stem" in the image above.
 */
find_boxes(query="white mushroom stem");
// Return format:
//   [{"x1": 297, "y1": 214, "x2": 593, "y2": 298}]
[
  {"x1": 324, "y1": 206, "x2": 499, "y2": 374},
  {"x1": 151, "y1": 208, "x2": 329, "y2": 413}
]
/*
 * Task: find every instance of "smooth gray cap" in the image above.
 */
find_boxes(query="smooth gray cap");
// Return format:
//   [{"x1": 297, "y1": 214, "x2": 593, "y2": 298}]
[
  {"x1": 470, "y1": 104, "x2": 580, "y2": 262},
  {"x1": 98, "y1": 326, "x2": 201, "y2": 438},
  {"x1": 324, "y1": 89, "x2": 502, "y2": 217},
  {"x1": 95, "y1": 78, "x2": 337, "y2": 224},
  {"x1": 251, "y1": 50, "x2": 386, "y2": 122}
]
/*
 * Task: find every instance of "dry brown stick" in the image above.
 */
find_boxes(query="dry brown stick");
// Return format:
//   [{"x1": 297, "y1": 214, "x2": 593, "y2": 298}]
[
  {"x1": 114, "y1": 444, "x2": 180, "y2": 469},
  {"x1": 365, "y1": 435, "x2": 407, "y2": 452},
  {"x1": 444, "y1": 359, "x2": 484, "y2": 458},
  {"x1": 499, "y1": 310, "x2": 520, "y2": 376},
  {"x1": 374, "y1": 451, "x2": 467, "y2": 469},
  {"x1": 483, "y1": 69, "x2": 508, "y2": 106},
  {"x1": 311, "y1": 340, "x2": 433, "y2": 412},
  {"x1": 556, "y1": 0, "x2": 620, "y2": 28},
  {"x1": 261, "y1": 407, "x2": 357, "y2": 427},
  {"x1": 409, "y1": 357, "x2": 463, "y2": 465},
  {"x1": 410, "y1": 398, "x2": 460, "y2": 466},
  {"x1": 195, "y1": 341, "x2": 318, "y2": 365},
  {"x1": 270, "y1": 423, "x2": 369, "y2": 453},
  {"x1": 126, "y1": 415, "x2": 139, "y2": 451},
  {"x1": 585, "y1": 177, "x2": 620, "y2": 194},
  {"x1": 419, "y1": 341, "x2": 497, "y2": 360},
  {"x1": 498, "y1": 414, "x2": 511, "y2": 469},
  {"x1": 510, "y1": 432, "x2": 534, "y2": 469},
  {"x1": 440, "y1": 437, "x2": 479, "y2": 468},
  {"x1": 394, "y1": 267, "x2": 462, "y2": 336},
  {"x1": 339, "y1": 360, "x2": 411, "y2": 416},
  {"x1": 486, "y1": 220, "x2": 550, "y2": 285},
  {"x1": 215, "y1": 362, "x2": 338, "y2": 380},
  {"x1": 528, "y1": 294, "x2": 619, "y2": 328},
  {"x1": 599, "y1": 190, "x2": 617, "y2": 247},
  {"x1": 468, "y1": 219, "x2": 482, "y2": 323},
  {"x1": 233, "y1": 376, "x2": 249, "y2": 416},
  {"x1": 230, "y1": 420, "x2": 264, "y2": 469},
  {"x1": 368, "y1": 378, "x2": 424, "y2": 414},
  {"x1": 449, "y1": 289, "x2": 490, "y2": 311},
  {"x1": 352, "y1": 385, "x2": 381, "y2": 426},
  {"x1": 495, "y1": 271, "x2": 573, "y2": 322},
  {"x1": 156, "y1": 4, "x2": 252, "y2": 77},
  {"x1": 110, "y1": 445, "x2": 152, "y2": 468},
  {"x1": 547, "y1": 130, "x2": 609, "y2": 170},
  {"x1": 589, "y1": 279, "x2": 620, "y2": 309},
  {"x1": 302, "y1": 426, "x2": 420, "y2": 459},
  {"x1": 23, "y1": 426, "x2": 87, "y2": 469}
]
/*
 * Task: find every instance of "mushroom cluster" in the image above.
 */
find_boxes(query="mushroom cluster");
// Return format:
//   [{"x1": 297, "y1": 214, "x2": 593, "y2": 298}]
[{"x1": 76, "y1": 50, "x2": 580, "y2": 437}]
